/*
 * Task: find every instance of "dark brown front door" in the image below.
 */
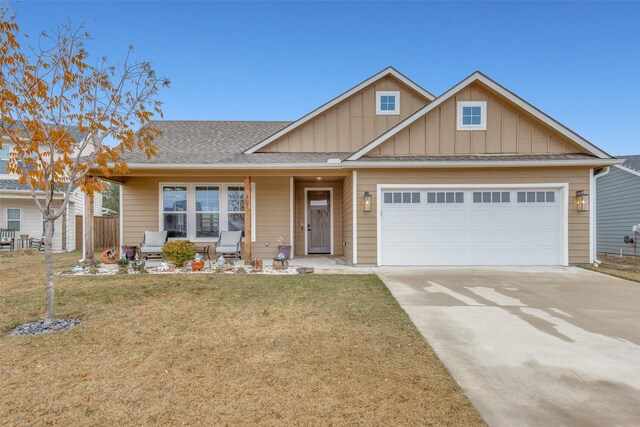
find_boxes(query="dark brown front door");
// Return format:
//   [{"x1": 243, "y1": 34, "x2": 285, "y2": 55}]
[{"x1": 307, "y1": 190, "x2": 331, "y2": 254}]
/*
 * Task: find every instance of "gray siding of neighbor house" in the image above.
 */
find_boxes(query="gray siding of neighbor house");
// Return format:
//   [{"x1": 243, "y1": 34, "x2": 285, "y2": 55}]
[{"x1": 596, "y1": 166, "x2": 640, "y2": 256}]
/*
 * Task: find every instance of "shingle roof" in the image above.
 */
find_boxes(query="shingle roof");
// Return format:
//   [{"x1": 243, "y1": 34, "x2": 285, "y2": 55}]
[
  {"x1": 121, "y1": 121, "x2": 316, "y2": 164},
  {"x1": 0, "y1": 179, "x2": 29, "y2": 191},
  {"x1": 619, "y1": 155, "x2": 640, "y2": 172},
  {"x1": 1, "y1": 122, "x2": 87, "y2": 142}
]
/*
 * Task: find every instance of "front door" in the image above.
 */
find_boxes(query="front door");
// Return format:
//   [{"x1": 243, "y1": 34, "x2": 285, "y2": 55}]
[{"x1": 307, "y1": 190, "x2": 331, "y2": 254}]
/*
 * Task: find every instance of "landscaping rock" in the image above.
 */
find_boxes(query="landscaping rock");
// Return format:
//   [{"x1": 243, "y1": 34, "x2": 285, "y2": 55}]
[
  {"x1": 11, "y1": 319, "x2": 80, "y2": 336},
  {"x1": 296, "y1": 267, "x2": 314, "y2": 274}
]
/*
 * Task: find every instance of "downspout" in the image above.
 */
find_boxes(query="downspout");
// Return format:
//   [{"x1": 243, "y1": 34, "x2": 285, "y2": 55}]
[{"x1": 592, "y1": 166, "x2": 610, "y2": 266}]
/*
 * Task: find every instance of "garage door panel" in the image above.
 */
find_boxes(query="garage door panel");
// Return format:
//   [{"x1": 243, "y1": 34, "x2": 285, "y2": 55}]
[{"x1": 381, "y1": 187, "x2": 564, "y2": 266}]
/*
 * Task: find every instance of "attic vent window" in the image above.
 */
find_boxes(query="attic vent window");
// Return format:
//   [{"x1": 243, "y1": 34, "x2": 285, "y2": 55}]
[
  {"x1": 376, "y1": 91, "x2": 400, "y2": 115},
  {"x1": 457, "y1": 101, "x2": 487, "y2": 131}
]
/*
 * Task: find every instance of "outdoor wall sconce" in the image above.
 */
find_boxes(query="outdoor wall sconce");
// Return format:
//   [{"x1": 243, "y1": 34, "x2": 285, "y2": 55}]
[
  {"x1": 576, "y1": 190, "x2": 589, "y2": 212},
  {"x1": 363, "y1": 191, "x2": 372, "y2": 212}
]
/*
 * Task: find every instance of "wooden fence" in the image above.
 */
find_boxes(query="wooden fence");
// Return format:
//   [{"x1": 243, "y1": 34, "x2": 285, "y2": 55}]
[{"x1": 75, "y1": 215, "x2": 120, "y2": 250}]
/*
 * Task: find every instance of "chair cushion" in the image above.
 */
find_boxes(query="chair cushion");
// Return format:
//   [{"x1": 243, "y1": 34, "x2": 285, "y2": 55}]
[
  {"x1": 140, "y1": 246, "x2": 163, "y2": 253},
  {"x1": 144, "y1": 231, "x2": 167, "y2": 247},
  {"x1": 216, "y1": 245, "x2": 239, "y2": 253},
  {"x1": 0, "y1": 237, "x2": 12, "y2": 243},
  {"x1": 219, "y1": 230, "x2": 243, "y2": 245}
]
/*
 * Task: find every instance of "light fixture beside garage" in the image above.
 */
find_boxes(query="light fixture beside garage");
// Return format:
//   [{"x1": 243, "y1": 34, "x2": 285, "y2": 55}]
[
  {"x1": 363, "y1": 191, "x2": 372, "y2": 212},
  {"x1": 576, "y1": 190, "x2": 589, "y2": 212}
]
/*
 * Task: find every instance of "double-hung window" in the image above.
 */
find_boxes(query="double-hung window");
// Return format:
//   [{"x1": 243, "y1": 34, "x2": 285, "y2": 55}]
[
  {"x1": 7, "y1": 208, "x2": 20, "y2": 231},
  {"x1": 0, "y1": 147, "x2": 10, "y2": 175},
  {"x1": 161, "y1": 183, "x2": 254, "y2": 241}
]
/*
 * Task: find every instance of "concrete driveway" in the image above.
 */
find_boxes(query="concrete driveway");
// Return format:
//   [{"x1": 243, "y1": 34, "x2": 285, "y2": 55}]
[{"x1": 377, "y1": 267, "x2": 640, "y2": 426}]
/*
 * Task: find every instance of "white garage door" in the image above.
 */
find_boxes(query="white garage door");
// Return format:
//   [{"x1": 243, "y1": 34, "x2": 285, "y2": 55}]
[{"x1": 380, "y1": 187, "x2": 565, "y2": 266}]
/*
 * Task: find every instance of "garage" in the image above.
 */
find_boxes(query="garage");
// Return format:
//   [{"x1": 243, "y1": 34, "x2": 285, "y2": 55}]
[{"x1": 379, "y1": 185, "x2": 567, "y2": 266}]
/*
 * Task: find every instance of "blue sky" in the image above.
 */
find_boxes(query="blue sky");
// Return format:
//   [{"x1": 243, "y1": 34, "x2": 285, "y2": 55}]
[{"x1": 10, "y1": 1, "x2": 640, "y2": 155}]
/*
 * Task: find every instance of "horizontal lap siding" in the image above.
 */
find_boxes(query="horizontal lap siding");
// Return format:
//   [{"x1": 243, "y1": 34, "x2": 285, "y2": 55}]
[
  {"x1": 596, "y1": 167, "x2": 640, "y2": 256},
  {"x1": 122, "y1": 176, "x2": 291, "y2": 260},
  {"x1": 355, "y1": 167, "x2": 591, "y2": 265}
]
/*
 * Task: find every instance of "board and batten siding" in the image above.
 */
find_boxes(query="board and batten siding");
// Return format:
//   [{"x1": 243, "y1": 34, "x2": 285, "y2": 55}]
[
  {"x1": 121, "y1": 176, "x2": 291, "y2": 260},
  {"x1": 293, "y1": 181, "x2": 343, "y2": 256},
  {"x1": 355, "y1": 167, "x2": 592, "y2": 265},
  {"x1": 259, "y1": 76, "x2": 429, "y2": 153},
  {"x1": 368, "y1": 83, "x2": 587, "y2": 157},
  {"x1": 596, "y1": 167, "x2": 640, "y2": 256}
]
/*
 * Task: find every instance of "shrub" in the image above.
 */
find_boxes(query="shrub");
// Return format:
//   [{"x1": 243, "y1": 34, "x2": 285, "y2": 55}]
[
  {"x1": 116, "y1": 259, "x2": 130, "y2": 267},
  {"x1": 162, "y1": 240, "x2": 196, "y2": 267}
]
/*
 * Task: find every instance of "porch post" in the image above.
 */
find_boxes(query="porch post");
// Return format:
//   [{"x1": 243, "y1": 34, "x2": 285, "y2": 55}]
[
  {"x1": 84, "y1": 190, "x2": 94, "y2": 262},
  {"x1": 244, "y1": 176, "x2": 252, "y2": 263}
]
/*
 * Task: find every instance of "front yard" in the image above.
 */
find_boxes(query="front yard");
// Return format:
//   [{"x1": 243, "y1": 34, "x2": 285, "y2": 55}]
[
  {"x1": 0, "y1": 252, "x2": 483, "y2": 426},
  {"x1": 581, "y1": 253, "x2": 640, "y2": 283}
]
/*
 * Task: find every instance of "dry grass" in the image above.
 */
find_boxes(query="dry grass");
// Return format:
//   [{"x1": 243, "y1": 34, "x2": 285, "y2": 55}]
[
  {"x1": 0, "y1": 252, "x2": 484, "y2": 426},
  {"x1": 581, "y1": 253, "x2": 640, "y2": 283}
]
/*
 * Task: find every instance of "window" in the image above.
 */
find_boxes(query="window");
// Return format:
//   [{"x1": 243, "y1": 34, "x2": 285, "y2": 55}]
[
  {"x1": 427, "y1": 192, "x2": 464, "y2": 204},
  {"x1": 227, "y1": 186, "x2": 245, "y2": 233},
  {"x1": 161, "y1": 183, "x2": 255, "y2": 241},
  {"x1": 195, "y1": 186, "x2": 219, "y2": 238},
  {"x1": 457, "y1": 101, "x2": 487, "y2": 130},
  {"x1": 0, "y1": 146, "x2": 10, "y2": 174},
  {"x1": 376, "y1": 91, "x2": 400, "y2": 115},
  {"x1": 383, "y1": 191, "x2": 420, "y2": 204},
  {"x1": 517, "y1": 191, "x2": 556, "y2": 203},
  {"x1": 162, "y1": 186, "x2": 188, "y2": 237},
  {"x1": 473, "y1": 191, "x2": 511, "y2": 203},
  {"x1": 6, "y1": 208, "x2": 20, "y2": 231}
]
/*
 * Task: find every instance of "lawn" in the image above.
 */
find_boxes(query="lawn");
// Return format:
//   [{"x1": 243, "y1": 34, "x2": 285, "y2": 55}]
[
  {"x1": 581, "y1": 253, "x2": 640, "y2": 283},
  {"x1": 0, "y1": 251, "x2": 484, "y2": 426}
]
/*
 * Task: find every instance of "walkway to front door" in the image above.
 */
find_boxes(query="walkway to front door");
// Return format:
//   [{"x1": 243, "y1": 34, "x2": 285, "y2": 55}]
[{"x1": 306, "y1": 190, "x2": 331, "y2": 254}]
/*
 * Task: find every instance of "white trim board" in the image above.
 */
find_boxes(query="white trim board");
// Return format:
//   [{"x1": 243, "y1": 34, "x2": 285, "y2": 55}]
[
  {"x1": 243, "y1": 67, "x2": 435, "y2": 154},
  {"x1": 352, "y1": 171, "x2": 358, "y2": 265},
  {"x1": 614, "y1": 164, "x2": 640, "y2": 178},
  {"x1": 303, "y1": 187, "x2": 334, "y2": 256},
  {"x1": 348, "y1": 71, "x2": 612, "y2": 160},
  {"x1": 376, "y1": 183, "x2": 570, "y2": 267},
  {"x1": 289, "y1": 177, "x2": 295, "y2": 259}
]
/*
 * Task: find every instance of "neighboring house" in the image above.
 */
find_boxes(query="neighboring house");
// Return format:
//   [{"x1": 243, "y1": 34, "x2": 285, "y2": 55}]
[
  {"x1": 596, "y1": 155, "x2": 640, "y2": 256},
  {"x1": 100, "y1": 67, "x2": 618, "y2": 266},
  {"x1": 0, "y1": 126, "x2": 102, "y2": 252}
]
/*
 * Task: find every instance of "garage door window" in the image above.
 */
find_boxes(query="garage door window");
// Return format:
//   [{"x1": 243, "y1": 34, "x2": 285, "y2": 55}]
[
  {"x1": 426, "y1": 192, "x2": 463, "y2": 203},
  {"x1": 473, "y1": 191, "x2": 510, "y2": 203},
  {"x1": 517, "y1": 191, "x2": 555, "y2": 203},
  {"x1": 384, "y1": 192, "x2": 420, "y2": 204}
]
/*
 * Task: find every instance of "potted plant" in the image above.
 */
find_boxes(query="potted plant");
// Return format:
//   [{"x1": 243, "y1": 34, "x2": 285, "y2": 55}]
[
  {"x1": 191, "y1": 253, "x2": 205, "y2": 271},
  {"x1": 277, "y1": 236, "x2": 291, "y2": 259}
]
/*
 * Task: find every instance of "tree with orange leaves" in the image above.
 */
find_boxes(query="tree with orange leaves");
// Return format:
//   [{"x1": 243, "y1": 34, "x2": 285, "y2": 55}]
[{"x1": 0, "y1": 9, "x2": 169, "y2": 320}]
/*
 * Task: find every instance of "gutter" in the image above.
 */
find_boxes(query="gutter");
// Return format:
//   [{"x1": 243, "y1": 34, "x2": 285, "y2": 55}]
[
  {"x1": 115, "y1": 158, "x2": 622, "y2": 171},
  {"x1": 592, "y1": 166, "x2": 611, "y2": 265}
]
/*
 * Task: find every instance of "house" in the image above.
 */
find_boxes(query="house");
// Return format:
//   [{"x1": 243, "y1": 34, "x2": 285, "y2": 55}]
[
  {"x1": 0, "y1": 126, "x2": 103, "y2": 252},
  {"x1": 100, "y1": 67, "x2": 619, "y2": 266},
  {"x1": 596, "y1": 155, "x2": 640, "y2": 256}
]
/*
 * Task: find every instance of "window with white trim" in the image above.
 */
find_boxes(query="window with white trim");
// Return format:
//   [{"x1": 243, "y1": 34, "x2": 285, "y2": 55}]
[
  {"x1": 161, "y1": 183, "x2": 255, "y2": 241},
  {"x1": 0, "y1": 147, "x2": 10, "y2": 174},
  {"x1": 383, "y1": 192, "x2": 420, "y2": 204},
  {"x1": 426, "y1": 192, "x2": 464, "y2": 204},
  {"x1": 473, "y1": 191, "x2": 511, "y2": 203},
  {"x1": 376, "y1": 91, "x2": 400, "y2": 115},
  {"x1": 457, "y1": 101, "x2": 487, "y2": 130},
  {"x1": 516, "y1": 191, "x2": 556, "y2": 203},
  {"x1": 6, "y1": 208, "x2": 20, "y2": 231}
]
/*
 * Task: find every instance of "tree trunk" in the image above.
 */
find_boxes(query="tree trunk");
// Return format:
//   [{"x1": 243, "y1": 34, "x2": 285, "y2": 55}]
[{"x1": 43, "y1": 218, "x2": 56, "y2": 321}]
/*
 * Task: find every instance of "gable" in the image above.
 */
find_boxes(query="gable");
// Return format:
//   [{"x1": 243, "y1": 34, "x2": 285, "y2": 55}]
[
  {"x1": 258, "y1": 75, "x2": 430, "y2": 153},
  {"x1": 368, "y1": 83, "x2": 592, "y2": 157}
]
